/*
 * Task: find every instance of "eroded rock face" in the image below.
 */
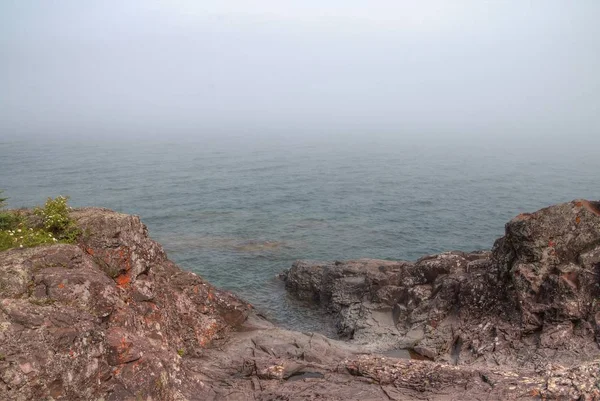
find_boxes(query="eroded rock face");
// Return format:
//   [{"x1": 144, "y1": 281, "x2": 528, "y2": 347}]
[
  {"x1": 0, "y1": 208, "x2": 250, "y2": 401},
  {"x1": 284, "y1": 252, "x2": 502, "y2": 358},
  {"x1": 493, "y1": 200, "x2": 600, "y2": 334},
  {"x1": 284, "y1": 200, "x2": 600, "y2": 371}
]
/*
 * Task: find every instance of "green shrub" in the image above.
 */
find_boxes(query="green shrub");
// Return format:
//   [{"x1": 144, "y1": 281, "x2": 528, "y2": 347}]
[
  {"x1": 0, "y1": 226, "x2": 58, "y2": 251},
  {"x1": 0, "y1": 230, "x2": 15, "y2": 251},
  {"x1": 0, "y1": 190, "x2": 19, "y2": 232},
  {"x1": 0, "y1": 194, "x2": 80, "y2": 252},
  {"x1": 35, "y1": 196, "x2": 80, "y2": 241},
  {"x1": 0, "y1": 211, "x2": 20, "y2": 230}
]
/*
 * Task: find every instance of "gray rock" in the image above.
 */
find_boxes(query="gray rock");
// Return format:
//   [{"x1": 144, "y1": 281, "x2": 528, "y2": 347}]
[
  {"x1": 284, "y1": 199, "x2": 600, "y2": 371},
  {"x1": 2, "y1": 200, "x2": 600, "y2": 400}
]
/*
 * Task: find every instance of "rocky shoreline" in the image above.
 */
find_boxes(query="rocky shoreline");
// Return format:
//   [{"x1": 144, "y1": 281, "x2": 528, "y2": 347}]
[{"x1": 1, "y1": 200, "x2": 599, "y2": 400}]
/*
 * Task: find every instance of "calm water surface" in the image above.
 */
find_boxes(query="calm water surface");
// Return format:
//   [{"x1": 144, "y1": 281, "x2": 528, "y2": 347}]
[{"x1": 1, "y1": 134, "x2": 598, "y2": 333}]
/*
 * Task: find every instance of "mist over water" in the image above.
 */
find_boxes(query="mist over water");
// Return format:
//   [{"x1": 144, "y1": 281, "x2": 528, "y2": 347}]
[
  {"x1": 1, "y1": 135, "x2": 598, "y2": 333},
  {"x1": 2, "y1": 1, "x2": 600, "y2": 138}
]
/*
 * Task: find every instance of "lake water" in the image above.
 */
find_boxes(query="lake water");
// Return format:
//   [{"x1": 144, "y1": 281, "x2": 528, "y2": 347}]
[{"x1": 1, "y1": 133, "x2": 598, "y2": 334}]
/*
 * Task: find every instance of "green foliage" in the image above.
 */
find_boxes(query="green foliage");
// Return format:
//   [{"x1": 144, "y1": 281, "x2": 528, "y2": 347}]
[
  {"x1": 0, "y1": 194, "x2": 80, "y2": 252},
  {"x1": 177, "y1": 348, "x2": 185, "y2": 357},
  {"x1": 0, "y1": 190, "x2": 17, "y2": 230},
  {"x1": 0, "y1": 227, "x2": 57, "y2": 251},
  {"x1": 0, "y1": 233, "x2": 11, "y2": 251},
  {"x1": 35, "y1": 196, "x2": 81, "y2": 242},
  {"x1": 0, "y1": 211, "x2": 20, "y2": 230}
]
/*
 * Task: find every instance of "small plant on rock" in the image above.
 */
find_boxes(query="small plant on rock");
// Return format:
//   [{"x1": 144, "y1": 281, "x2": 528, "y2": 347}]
[
  {"x1": 0, "y1": 190, "x2": 20, "y2": 230},
  {"x1": 35, "y1": 196, "x2": 81, "y2": 242},
  {"x1": 0, "y1": 194, "x2": 80, "y2": 252}
]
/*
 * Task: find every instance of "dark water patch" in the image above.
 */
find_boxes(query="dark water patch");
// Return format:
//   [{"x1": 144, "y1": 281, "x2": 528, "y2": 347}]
[
  {"x1": 160, "y1": 235, "x2": 288, "y2": 253},
  {"x1": 234, "y1": 240, "x2": 285, "y2": 252},
  {"x1": 451, "y1": 336, "x2": 464, "y2": 365},
  {"x1": 381, "y1": 349, "x2": 411, "y2": 359},
  {"x1": 408, "y1": 349, "x2": 433, "y2": 361},
  {"x1": 286, "y1": 371, "x2": 325, "y2": 381},
  {"x1": 294, "y1": 218, "x2": 330, "y2": 229},
  {"x1": 378, "y1": 348, "x2": 434, "y2": 360}
]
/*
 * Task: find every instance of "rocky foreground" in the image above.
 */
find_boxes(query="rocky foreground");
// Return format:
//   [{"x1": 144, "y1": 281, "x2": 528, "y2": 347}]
[{"x1": 1, "y1": 201, "x2": 600, "y2": 400}]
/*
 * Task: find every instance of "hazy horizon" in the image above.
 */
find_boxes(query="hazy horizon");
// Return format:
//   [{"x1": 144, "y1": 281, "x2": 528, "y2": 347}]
[{"x1": 1, "y1": 1, "x2": 599, "y2": 140}]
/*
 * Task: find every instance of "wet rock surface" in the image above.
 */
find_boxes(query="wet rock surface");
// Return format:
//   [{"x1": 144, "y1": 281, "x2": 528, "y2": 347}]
[{"x1": 1, "y1": 200, "x2": 600, "y2": 400}]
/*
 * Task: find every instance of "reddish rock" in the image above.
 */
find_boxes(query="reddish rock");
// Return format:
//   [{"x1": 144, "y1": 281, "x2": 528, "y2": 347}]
[{"x1": 0, "y1": 208, "x2": 250, "y2": 400}]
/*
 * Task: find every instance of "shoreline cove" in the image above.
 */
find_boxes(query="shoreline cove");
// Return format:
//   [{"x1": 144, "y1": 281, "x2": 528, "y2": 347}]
[{"x1": 1, "y1": 199, "x2": 599, "y2": 399}]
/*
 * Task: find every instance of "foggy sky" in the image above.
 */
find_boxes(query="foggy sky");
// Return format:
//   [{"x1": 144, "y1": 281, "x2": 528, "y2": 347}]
[{"x1": 1, "y1": 1, "x2": 599, "y2": 138}]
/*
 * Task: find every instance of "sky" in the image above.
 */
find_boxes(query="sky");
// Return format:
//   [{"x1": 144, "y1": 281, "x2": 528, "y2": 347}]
[{"x1": 1, "y1": 1, "x2": 599, "y2": 139}]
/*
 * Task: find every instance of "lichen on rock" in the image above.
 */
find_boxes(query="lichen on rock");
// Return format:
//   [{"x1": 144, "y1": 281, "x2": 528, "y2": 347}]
[{"x1": 0, "y1": 208, "x2": 250, "y2": 400}]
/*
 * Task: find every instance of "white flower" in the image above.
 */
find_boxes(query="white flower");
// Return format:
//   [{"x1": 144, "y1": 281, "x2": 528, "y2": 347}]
[
  {"x1": 19, "y1": 244, "x2": 23, "y2": 248},
  {"x1": 17, "y1": 229, "x2": 21, "y2": 232}
]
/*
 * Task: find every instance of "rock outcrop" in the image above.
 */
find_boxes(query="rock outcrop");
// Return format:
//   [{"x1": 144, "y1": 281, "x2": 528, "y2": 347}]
[
  {"x1": 283, "y1": 199, "x2": 600, "y2": 397},
  {"x1": 1, "y1": 200, "x2": 600, "y2": 400},
  {"x1": 0, "y1": 208, "x2": 250, "y2": 400}
]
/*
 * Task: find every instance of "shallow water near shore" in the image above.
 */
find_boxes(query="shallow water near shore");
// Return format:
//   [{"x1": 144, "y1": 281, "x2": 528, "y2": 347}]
[{"x1": 1, "y1": 134, "x2": 598, "y2": 334}]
